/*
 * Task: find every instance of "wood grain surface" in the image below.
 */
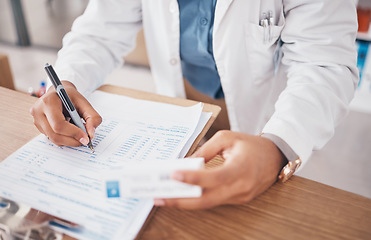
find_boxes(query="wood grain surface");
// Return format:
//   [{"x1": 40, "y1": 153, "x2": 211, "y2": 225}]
[
  {"x1": 1, "y1": 86, "x2": 370, "y2": 240},
  {"x1": 138, "y1": 155, "x2": 371, "y2": 240}
]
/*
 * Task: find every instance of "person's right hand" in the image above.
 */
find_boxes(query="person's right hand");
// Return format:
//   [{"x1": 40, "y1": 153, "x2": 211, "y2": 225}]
[{"x1": 30, "y1": 81, "x2": 102, "y2": 147}]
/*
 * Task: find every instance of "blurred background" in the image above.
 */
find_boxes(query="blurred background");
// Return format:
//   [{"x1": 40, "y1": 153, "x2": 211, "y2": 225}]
[
  {"x1": 0, "y1": 0, "x2": 370, "y2": 199},
  {"x1": 0, "y1": 0, "x2": 154, "y2": 94}
]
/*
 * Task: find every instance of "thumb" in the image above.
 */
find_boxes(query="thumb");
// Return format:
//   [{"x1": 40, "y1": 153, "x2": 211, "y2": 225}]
[
  {"x1": 191, "y1": 131, "x2": 234, "y2": 162},
  {"x1": 73, "y1": 96, "x2": 102, "y2": 139},
  {"x1": 84, "y1": 110, "x2": 102, "y2": 139},
  {"x1": 61, "y1": 82, "x2": 102, "y2": 139}
]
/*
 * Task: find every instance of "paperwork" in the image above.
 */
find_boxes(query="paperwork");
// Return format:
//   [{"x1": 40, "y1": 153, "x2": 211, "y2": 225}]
[
  {"x1": 0, "y1": 91, "x2": 210, "y2": 240},
  {"x1": 103, "y1": 158, "x2": 204, "y2": 199}
]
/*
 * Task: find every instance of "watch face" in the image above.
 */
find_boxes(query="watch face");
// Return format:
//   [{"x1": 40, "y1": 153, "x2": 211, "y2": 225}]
[{"x1": 278, "y1": 159, "x2": 301, "y2": 183}]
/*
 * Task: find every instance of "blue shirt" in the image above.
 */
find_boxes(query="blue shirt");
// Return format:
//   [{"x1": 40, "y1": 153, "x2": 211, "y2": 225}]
[{"x1": 178, "y1": 0, "x2": 224, "y2": 99}]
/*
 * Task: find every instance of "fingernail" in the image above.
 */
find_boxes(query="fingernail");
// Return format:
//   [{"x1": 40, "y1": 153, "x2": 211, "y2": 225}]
[
  {"x1": 90, "y1": 128, "x2": 95, "y2": 138},
  {"x1": 154, "y1": 199, "x2": 165, "y2": 206},
  {"x1": 79, "y1": 138, "x2": 88, "y2": 146},
  {"x1": 171, "y1": 172, "x2": 184, "y2": 181}
]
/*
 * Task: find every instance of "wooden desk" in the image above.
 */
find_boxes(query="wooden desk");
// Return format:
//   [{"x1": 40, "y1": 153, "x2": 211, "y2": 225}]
[
  {"x1": 1, "y1": 86, "x2": 370, "y2": 239},
  {"x1": 0, "y1": 55, "x2": 15, "y2": 90}
]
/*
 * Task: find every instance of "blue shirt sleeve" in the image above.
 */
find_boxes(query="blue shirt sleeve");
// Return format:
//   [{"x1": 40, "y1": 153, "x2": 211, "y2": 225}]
[{"x1": 178, "y1": 0, "x2": 224, "y2": 99}]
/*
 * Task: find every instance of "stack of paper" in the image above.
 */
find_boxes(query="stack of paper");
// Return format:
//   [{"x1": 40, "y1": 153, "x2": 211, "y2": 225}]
[{"x1": 0, "y1": 91, "x2": 211, "y2": 240}]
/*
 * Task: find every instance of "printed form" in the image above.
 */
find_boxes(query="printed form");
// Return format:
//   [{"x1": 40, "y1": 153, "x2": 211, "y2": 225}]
[{"x1": 0, "y1": 91, "x2": 208, "y2": 240}]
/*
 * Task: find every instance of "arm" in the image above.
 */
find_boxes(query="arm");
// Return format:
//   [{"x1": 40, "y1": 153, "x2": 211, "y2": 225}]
[
  {"x1": 263, "y1": 0, "x2": 359, "y2": 162},
  {"x1": 155, "y1": 0, "x2": 358, "y2": 209},
  {"x1": 31, "y1": 0, "x2": 142, "y2": 147},
  {"x1": 54, "y1": 0, "x2": 143, "y2": 96}
]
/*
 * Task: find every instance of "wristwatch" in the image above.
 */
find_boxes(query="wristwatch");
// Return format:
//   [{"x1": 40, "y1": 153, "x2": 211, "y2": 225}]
[
  {"x1": 277, "y1": 158, "x2": 302, "y2": 183},
  {"x1": 258, "y1": 133, "x2": 302, "y2": 183}
]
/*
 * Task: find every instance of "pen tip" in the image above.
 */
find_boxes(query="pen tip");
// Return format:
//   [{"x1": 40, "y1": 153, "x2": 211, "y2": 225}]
[
  {"x1": 45, "y1": 63, "x2": 50, "y2": 67},
  {"x1": 88, "y1": 143, "x2": 95, "y2": 153}
]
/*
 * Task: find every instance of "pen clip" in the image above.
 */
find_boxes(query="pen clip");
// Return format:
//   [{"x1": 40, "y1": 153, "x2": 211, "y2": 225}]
[
  {"x1": 268, "y1": 11, "x2": 274, "y2": 42},
  {"x1": 260, "y1": 12, "x2": 269, "y2": 43}
]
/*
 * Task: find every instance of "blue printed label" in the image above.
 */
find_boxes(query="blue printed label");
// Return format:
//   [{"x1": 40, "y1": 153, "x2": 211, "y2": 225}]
[
  {"x1": 357, "y1": 40, "x2": 370, "y2": 87},
  {"x1": 106, "y1": 181, "x2": 120, "y2": 198}
]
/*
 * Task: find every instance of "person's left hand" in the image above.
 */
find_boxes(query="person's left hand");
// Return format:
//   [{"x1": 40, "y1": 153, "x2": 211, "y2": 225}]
[{"x1": 153, "y1": 131, "x2": 287, "y2": 209}]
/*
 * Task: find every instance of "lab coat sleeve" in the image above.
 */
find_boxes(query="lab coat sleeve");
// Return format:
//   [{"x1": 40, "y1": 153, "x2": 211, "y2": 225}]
[
  {"x1": 262, "y1": 0, "x2": 359, "y2": 163},
  {"x1": 53, "y1": 0, "x2": 142, "y2": 96}
]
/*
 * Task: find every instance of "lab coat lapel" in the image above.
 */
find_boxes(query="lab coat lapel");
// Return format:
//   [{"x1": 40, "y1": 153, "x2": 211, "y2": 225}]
[{"x1": 213, "y1": 0, "x2": 234, "y2": 32}]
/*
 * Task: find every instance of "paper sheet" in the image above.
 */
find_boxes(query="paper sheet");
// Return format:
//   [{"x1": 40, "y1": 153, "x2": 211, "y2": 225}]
[
  {"x1": 103, "y1": 158, "x2": 204, "y2": 199},
  {"x1": 0, "y1": 91, "x2": 209, "y2": 240},
  {"x1": 179, "y1": 112, "x2": 212, "y2": 157}
]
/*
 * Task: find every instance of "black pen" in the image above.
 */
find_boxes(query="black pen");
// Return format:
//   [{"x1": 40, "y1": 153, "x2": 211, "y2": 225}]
[{"x1": 44, "y1": 63, "x2": 94, "y2": 152}]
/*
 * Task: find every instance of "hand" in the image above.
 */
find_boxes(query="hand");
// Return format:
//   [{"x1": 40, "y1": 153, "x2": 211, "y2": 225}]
[
  {"x1": 154, "y1": 131, "x2": 287, "y2": 209},
  {"x1": 30, "y1": 81, "x2": 102, "y2": 147}
]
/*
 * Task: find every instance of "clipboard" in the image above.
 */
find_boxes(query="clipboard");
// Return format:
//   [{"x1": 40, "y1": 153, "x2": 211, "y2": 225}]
[
  {"x1": 0, "y1": 85, "x2": 221, "y2": 240},
  {"x1": 97, "y1": 85, "x2": 221, "y2": 157}
]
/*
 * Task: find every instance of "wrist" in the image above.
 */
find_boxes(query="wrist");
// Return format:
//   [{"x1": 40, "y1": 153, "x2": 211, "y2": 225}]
[
  {"x1": 266, "y1": 138, "x2": 288, "y2": 173},
  {"x1": 257, "y1": 135, "x2": 288, "y2": 177},
  {"x1": 260, "y1": 133, "x2": 298, "y2": 162},
  {"x1": 258, "y1": 133, "x2": 301, "y2": 182}
]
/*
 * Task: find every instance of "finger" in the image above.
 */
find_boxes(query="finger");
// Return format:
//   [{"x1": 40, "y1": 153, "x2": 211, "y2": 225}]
[
  {"x1": 44, "y1": 106, "x2": 88, "y2": 145},
  {"x1": 37, "y1": 114, "x2": 82, "y2": 147},
  {"x1": 154, "y1": 185, "x2": 230, "y2": 210},
  {"x1": 32, "y1": 91, "x2": 89, "y2": 145},
  {"x1": 75, "y1": 97, "x2": 102, "y2": 139},
  {"x1": 33, "y1": 118, "x2": 46, "y2": 136},
  {"x1": 191, "y1": 131, "x2": 235, "y2": 161},
  {"x1": 171, "y1": 165, "x2": 238, "y2": 188},
  {"x1": 30, "y1": 103, "x2": 46, "y2": 136}
]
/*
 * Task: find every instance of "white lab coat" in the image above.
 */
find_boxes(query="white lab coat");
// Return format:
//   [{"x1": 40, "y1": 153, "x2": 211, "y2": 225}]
[{"x1": 55, "y1": 0, "x2": 358, "y2": 164}]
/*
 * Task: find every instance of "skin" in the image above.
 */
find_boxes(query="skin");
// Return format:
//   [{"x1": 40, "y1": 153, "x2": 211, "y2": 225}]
[
  {"x1": 154, "y1": 131, "x2": 286, "y2": 209},
  {"x1": 30, "y1": 81, "x2": 102, "y2": 147},
  {"x1": 30, "y1": 82, "x2": 286, "y2": 210}
]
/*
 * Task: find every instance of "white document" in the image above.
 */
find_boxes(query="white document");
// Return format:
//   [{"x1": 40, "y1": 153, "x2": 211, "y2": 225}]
[
  {"x1": 103, "y1": 158, "x2": 204, "y2": 199},
  {"x1": 0, "y1": 91, "x2": 209, "y2": 240},
  {"x1": 179, "y1": 112, "x2": 212, "y2": 157}
]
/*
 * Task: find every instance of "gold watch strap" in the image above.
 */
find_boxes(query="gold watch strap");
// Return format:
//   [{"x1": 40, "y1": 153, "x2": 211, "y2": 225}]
[{"x1": 278, "y1": 158, "x2": 302, "y2": 183}]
